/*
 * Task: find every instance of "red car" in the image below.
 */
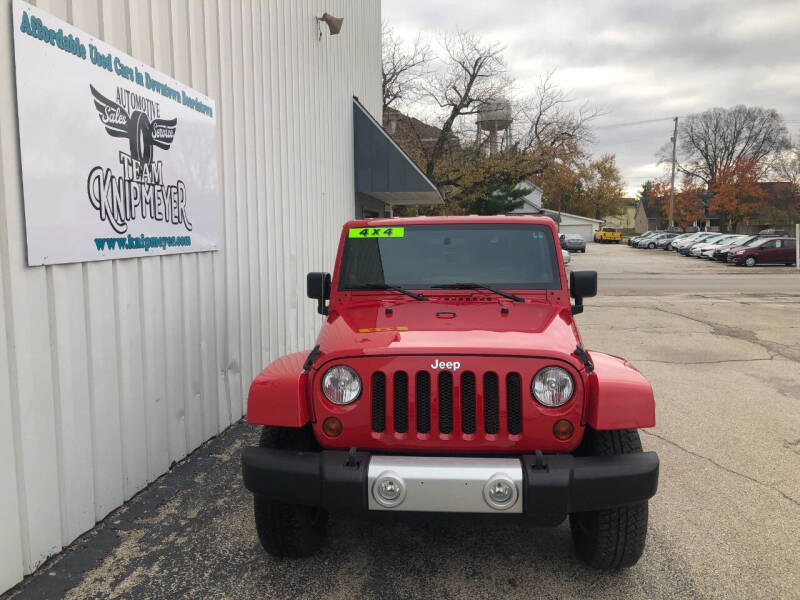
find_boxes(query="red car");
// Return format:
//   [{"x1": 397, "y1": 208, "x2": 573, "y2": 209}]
[
  {"x1": 728, "y1": 236, "x2": 797, "y2": 266},
  {"x1": 242, "y1": 216, "x2": 659, "y2": 570}
]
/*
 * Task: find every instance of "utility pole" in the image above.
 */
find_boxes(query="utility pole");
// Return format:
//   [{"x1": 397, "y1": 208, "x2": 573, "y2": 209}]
[{"x1": 668, "y1": 116, "x2": 678, "y2": 229}]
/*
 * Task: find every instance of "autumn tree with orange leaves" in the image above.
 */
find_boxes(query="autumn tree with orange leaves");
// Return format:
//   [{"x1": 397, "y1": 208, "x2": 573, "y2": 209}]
[
  {"x1": 709, "y1": 158, "x2": 766, "y2": 231},
  {"x1": 671, "y1": 178, "x2": 706, "y2": 229},
  {"x1": 646, "y1": 178, "x2": 705, "y2": 229}
]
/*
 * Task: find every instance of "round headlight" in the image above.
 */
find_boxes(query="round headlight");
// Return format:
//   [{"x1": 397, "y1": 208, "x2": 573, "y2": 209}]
[
  {"x1": 532, "y1": 366, "x2": 574, "y2": 407},
  {"x1": 322, "y1": 366, "x2": 362, "y2": 405}
]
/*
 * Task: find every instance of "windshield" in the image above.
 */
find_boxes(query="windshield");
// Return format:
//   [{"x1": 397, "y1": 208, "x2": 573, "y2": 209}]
[
  {"x1": 565, "y1": 234, "x2": 583, "y2": 240},
  {"x1": 749, "y1": 237, "x2": 772, "y2": 248},
  {"x1": 722, "y1": 236, "x2": 746, "y2": 246},
  {"x1": 708, "y1": 235, "x2": 733, "y2": 244},
  {"x1": 338, "y1": 224, "x2": 560, "y2": 290}
]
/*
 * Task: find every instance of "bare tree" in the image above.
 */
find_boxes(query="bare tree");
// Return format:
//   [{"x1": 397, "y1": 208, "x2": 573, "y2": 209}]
[
  {"x1": 515, "y1": 71, "x2": 600, "y2": 152},
  {"x1": 382, "y1": 23, "x2": 431, "y2": 110},
  {"x1": 771, "y1": 140, "x2": 800, "y2": 224},
  {"x1": 422, "y1": 30, "x2": 509, "y2": 177},
  {"x1": 675, "y1": 105, "x2": 790, "y2": 185},
  {"x1": 774, "y1": 140, "x2": 800, "y2": 192}
]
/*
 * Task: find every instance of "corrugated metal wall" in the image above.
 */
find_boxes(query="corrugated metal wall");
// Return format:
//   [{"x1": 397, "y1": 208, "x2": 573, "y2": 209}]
[{"x1": 0, "y1": 0, "x2": 381, "y2": 592}]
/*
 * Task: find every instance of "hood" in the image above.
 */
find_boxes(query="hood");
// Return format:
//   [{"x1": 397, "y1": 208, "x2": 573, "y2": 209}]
[{"x1": 315, "y1": 298, "x2": 584, "y2": 370}]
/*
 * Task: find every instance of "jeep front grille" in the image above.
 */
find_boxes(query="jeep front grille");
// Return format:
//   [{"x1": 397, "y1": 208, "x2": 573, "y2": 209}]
[
  {"x1": 370, "y1": 369, "x2": 524, "y2": 437},
  {"x1": 415, "y1": 372, "x2": 431, "y2": 433},
  {"x1": 506, "y1": 373, "x2": 522, "y2": 435},
  {"x1": 371, "y1": 372, "x2": 386, "y2": 432}
]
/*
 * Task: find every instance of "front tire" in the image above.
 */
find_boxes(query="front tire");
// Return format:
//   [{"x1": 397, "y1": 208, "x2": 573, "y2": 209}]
[
  {"x1": 253, "y1": 426, "x2": 328, "y2": 557},
  {"x1": 569, "y1": 429, "x2": 649, "y2": 570},
  {"x1": 744, "y1": 256, "x2": 757, "y2": 267}
]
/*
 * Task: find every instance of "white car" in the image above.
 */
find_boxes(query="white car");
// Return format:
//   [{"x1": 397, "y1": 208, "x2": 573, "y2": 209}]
[
  {"x1": 700, "y1": 235, "x2": 750, "y2": 259},
  {"x1": 689, "y1": 234, "x2": 730, "y2": 256},
  {"x1": 673, "y1": 232, "x2": 713, "y2": 251},
  {"x1": 562, "y1": 249, "x2": 571, "y2": 265}
]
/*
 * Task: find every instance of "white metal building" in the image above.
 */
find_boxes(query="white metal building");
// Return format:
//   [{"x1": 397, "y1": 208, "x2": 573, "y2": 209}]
[
  {"x1": 509, "y1": 182, "x2": 603, "y2": 241},
  {"x1": 557, "y1": 212, "x2": 604, "y2": 241},
  {"x1": 0, "y1": 1, "x2": 437, "y2": 593}
]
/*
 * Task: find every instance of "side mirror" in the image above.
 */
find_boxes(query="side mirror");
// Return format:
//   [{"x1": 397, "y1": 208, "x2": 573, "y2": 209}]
[
  {"x1": 307, "y1": 272, "x2": 331, "y2": 315},
  {"x1": 569, "y1": 270, "x2": 597, "y2": 315}
]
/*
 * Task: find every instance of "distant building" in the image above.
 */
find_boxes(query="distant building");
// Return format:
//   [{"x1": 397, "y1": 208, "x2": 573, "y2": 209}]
[
  {"x1": 737, "y1": 182, "x2": 797, "y2": 234},
  {"x1": 509, "y1": 181, "x2": 603, "y2": 240},
  {"x1": 634, "y1": 181, "x2": 797, "y2": 232},
  {"x1": 382, "y1": 106, "x2": 460, "y2": 162},
  {"x1": 510, "y1": 180, "x2": 545, "y2": 211},
  {"x1": 634, "y1": 196, "x2": 662, "y2": 232},
  {"x1": 603, "y1": 197, "x2": 638, "y2": 230}
]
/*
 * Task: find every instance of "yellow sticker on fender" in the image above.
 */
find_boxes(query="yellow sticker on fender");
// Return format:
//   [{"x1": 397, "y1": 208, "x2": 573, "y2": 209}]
[{"x1": 348, "y1": 226, "x2": 405, "y2": 238}]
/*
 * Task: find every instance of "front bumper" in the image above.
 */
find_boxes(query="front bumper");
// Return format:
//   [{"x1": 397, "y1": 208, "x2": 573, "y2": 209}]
[{"x1": 242, "y1": 448, "x2": 659, "y2": 525}]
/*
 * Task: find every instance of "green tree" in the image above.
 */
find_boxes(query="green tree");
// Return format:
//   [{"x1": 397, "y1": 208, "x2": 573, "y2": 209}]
[
  {"x1": 637, "y1": 180, "x2": 654, "y2": 202},
  {"x1": 459, "y1": 183, "x2": 528, "y2": 215}
]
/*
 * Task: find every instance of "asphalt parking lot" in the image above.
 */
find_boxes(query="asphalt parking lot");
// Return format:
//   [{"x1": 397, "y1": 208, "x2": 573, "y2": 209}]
[{"x1": 5, "y1": 243, "x2": 800, "y2": 600}]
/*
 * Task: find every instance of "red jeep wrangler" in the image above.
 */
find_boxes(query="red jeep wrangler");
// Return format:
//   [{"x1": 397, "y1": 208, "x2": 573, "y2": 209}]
[{"x1": 242, "y1": 216, "x2": 658, "y2": 570}]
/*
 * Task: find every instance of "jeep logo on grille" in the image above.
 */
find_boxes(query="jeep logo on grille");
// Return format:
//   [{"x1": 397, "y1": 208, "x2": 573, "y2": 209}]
[{"x1": 430, "y1": 359, "x2": 461, "y2": 371}]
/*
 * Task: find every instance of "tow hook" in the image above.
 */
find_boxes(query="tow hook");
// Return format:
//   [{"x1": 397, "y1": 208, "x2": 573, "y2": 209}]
[
  {"x1": 345, "y1": 447, "x2": 359, "y2": 468},
  {"x1": 532, "y1": 449, "x2": 547, "y2": 471}
]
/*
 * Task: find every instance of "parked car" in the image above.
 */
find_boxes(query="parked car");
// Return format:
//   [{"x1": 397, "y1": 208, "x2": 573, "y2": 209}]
[
  {"x1": 560, "y1": 233, "x2": 586, "y2": 253},
  {"x1": 728, "y1": 236, "x2": 797, "y2": 266},
  {"x1": 689, "y1": 234, "x2": 741, "y2": 257},
  {"x1": 671, "y1": 232, "x2": 712, "y2": 252},
  {"x1": 714, "y1": 232, "x2": 785, "y2": 261},
  {"x1": 594, "y1": 226, "x2": 621, "y2": 243},
  {"x1": 639, "y1": 232, "x2": 679, "y2": 249},
  {"x1": 562, "y1": 249, "x2": 571, "y2": 265},
  {"x1": 678, "y1": 233, "x2": 724, "y2": 255},
  {"x1": 660, "y1": 232, "x2": 694, "y2": 250},
  {"x1": 628, "y1": 230, "x2": 664, "y2": 247},
  {"x1": 713, "y1": 236, "x2": 758, "y2": 261},
  {"x1": 699, "y1": 235, "x2": 750, "y2": 259}
]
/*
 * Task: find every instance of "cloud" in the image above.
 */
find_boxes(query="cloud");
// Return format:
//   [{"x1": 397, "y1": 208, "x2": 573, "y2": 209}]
[{"x1": 382, "y1": 0, "x2": 800, "y2": 195}]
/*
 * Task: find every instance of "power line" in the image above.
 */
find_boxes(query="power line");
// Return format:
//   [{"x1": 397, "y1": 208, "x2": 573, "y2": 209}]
[{"x1": 593, "y1": 117, "x2": 677, "y2": 130}]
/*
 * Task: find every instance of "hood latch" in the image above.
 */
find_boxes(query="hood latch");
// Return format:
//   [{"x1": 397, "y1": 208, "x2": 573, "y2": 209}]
[{"x1": 573, "y1": 345, "x2": 594, "y2": 373}]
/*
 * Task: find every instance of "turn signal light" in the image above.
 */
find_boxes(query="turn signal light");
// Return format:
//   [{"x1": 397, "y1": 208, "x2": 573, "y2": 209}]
[
  {"x1": 553, "y1": 419, "x2": 574, "y2": 440},
  {"x1": 322, "y1": 417, "x2": 342, "y2": 437}
]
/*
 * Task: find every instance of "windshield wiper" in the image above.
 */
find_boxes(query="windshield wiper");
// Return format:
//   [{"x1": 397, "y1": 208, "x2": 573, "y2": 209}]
[
  {"x1": 349, "y1": 283, "x2": 429, "y2": 301},
  {"x1": 431, "y1": 283, "x2": 524, "y2": 302}
]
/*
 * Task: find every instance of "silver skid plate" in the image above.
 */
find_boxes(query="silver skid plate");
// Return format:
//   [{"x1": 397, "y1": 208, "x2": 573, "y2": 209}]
[{"x1": 367, "y1": 455, "x2": 523, "y2": 513}]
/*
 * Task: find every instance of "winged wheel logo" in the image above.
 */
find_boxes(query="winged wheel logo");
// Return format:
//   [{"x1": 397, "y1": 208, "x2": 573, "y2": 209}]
[{"x1": 90, "y1": 84, "x2": 176, "y2": 162}]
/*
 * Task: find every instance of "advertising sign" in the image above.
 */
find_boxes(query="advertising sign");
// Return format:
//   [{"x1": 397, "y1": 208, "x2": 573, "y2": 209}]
[{"x1": 12, "y1": 0, "x2": 220, "y2": 265}]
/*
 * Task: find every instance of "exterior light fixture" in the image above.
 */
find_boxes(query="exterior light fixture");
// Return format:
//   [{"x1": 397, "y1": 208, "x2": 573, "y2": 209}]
[{"x1": 316, "y1": 13, "x2": 343, "y2": 39}]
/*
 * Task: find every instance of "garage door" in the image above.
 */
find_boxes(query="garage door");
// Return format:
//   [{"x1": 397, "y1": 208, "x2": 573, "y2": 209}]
[{"x1": 558, "y1": 224, "x2": 594, "y2": 242}]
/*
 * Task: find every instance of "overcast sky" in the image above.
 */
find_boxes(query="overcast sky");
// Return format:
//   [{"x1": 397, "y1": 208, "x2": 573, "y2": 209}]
[{"x1": 381, "y1": 0, "x2": 800, "y2": 196}]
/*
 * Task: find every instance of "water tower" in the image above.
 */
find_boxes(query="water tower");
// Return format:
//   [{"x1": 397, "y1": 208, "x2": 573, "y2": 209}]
[{"x1": 476, "y1": 99, "x2": 512, "y2": 155}]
